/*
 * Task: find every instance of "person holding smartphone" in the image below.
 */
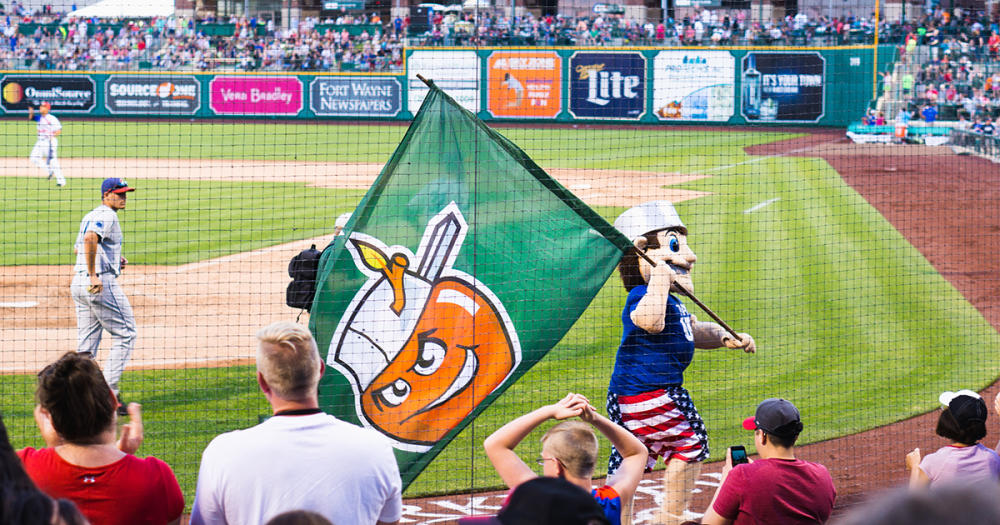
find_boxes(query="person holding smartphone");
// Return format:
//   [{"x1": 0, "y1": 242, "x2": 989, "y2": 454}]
[{"x1": 702, "y1": 398, "x2": 836, "y2": 525}]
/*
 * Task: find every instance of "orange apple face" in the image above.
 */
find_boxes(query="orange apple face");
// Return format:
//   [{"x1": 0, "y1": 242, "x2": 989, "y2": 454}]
[{"x1": 361, "y1": 278, "x2": 516, "y2": 446}]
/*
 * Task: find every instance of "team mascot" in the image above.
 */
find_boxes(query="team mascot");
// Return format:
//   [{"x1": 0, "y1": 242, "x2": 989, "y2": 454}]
[{"x1": 608, "y1": 201, "x2": 755, "y2": 524}]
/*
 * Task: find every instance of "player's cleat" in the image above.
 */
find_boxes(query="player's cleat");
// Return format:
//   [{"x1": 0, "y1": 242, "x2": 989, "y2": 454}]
[
  {"x1": 116, "y1": 393, "x2": 129, "y2": 417},
  {"x1": 56, "y1": 180, "x2": 65, "y2": 187},
  {"x1": 47, "y1": 171, "x2": 53, "y2": 180}
]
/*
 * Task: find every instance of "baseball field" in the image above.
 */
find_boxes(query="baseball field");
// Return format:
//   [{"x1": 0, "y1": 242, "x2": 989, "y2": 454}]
[{"x1": 2, "y1": 118, "x2": 999, "y2": 517}]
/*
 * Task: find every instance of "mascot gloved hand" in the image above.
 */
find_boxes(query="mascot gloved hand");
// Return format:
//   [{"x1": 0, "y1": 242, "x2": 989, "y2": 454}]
[{"x1": 606, "y1": 201, "x2": 755, "y2": 525}]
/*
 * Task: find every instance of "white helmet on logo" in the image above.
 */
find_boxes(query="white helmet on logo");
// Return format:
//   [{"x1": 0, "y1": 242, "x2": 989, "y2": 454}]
[{"x1": 613, "y1": 200, "x2": 686, "y2": 243}]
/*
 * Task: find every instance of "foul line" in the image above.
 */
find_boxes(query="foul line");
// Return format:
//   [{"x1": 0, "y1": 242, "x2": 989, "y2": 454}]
[{"x1": 744, "y1": 198, "x2": 780, "y2": 214}]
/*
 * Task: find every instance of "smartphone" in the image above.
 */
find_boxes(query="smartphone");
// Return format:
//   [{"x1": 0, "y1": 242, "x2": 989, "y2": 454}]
[{"x1": 729, "y1": 445, "x2": 749, "y2": 465}]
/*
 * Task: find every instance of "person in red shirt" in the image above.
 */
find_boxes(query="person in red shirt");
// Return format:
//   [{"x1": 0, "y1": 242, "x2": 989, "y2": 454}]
[
  {"x1": 18, "y1": 352, "x2": 184, "y2": 525},
  {"x1": 702, "y1": 398, "x2": 836, "y2": 525}
]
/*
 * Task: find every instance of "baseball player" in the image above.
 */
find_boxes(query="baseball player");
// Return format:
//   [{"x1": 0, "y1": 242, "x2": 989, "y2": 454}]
[
  {"x1": 71, "y1": 178, "x2": 137, "y2": 416},
  {"x1": 609, "y1": 201, "x2": 755, "y2": 525},
  {"x1": 28, "y1": 102, "x2": 66, "y2": 187}
]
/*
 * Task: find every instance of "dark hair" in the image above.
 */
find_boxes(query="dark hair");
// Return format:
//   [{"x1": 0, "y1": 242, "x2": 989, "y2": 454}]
[
  {"x1": 36, "y1": 352, "x2": 115, "y2": 445},
  {"x1": 265, "y1": 510, "x2": 334, "y2": 525},
  {"x1": 618, "y1": 230, "x2": 663, "y2": 291},
  {"x1": 0, "y1": 415, "x2": 38, "y2": 492},
  {"x1": 936, "y1": 407, "x2": 987, "y2": 445}
]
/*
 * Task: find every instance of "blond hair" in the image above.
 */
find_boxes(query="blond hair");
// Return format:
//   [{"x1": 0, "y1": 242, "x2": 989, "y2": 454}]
[
  {"x1": 541, "y1": 421, "x2": 599, "y2": 479},
  {"x1": 255, "y1": 321, "x2": 321, "y2": 401}
]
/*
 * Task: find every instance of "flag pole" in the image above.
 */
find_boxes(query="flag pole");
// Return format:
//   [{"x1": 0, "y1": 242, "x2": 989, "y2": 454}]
[{"x1": 635, "y1": 250, "x2": 742, "y2": 340}]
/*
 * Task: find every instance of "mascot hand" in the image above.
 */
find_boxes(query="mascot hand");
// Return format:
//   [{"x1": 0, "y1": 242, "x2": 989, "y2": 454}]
[
  {"x1": 648, "y1": 260, "x2": 676, "y2": 290},
  {"x1": 724, "y1": 333, "x2": 756, "y2": 353}
]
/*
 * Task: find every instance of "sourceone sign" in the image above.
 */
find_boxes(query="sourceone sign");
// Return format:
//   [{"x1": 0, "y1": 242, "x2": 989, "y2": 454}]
[
  {"x1": 209, "y1": 76, "x2": 303, "y2": 116},
  {"x1": 1, "y1": 75, "x2": 96, "y2": 113},
  {"x1": 487, "y1": 51, "x2": 561, "y2": 119},
  {"x1": 741, "y1": 52, "x2": 825, "y2": 123},
  {"x1": 309, "y1": 77, "x2": 401, "y2": 117},
  {"x1": 105, "y1": 75, "x2": 200, "y2": 115},
  {"x1": 568, "y1": 52, "x2": 645, "y2": 120}
]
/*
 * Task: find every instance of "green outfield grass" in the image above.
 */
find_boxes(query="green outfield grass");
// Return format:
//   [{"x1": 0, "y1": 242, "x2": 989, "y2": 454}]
[{"x1": 2, "y1": 120, "x2": 998, "y2": 504}]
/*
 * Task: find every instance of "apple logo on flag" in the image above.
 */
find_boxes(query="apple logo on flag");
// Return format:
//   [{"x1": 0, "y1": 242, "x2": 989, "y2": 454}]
[{"x1": 328, "y1": 202, "x2": 521, "y2": 451}]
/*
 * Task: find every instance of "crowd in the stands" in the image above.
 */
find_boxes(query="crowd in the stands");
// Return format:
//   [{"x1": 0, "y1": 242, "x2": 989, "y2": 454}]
[{"x1": 1, "y1": 0, "x2": 999, "y2": 73}]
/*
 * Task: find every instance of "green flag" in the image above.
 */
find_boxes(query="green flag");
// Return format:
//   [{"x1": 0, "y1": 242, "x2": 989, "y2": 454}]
[{"x1": 310, "y1": 80, "x2": 633, "y2": 488}]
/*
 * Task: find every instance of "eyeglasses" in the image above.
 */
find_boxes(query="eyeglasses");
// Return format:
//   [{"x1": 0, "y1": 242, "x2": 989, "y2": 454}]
[{"x1": 536, "y1": 456, "x2": 560, "y2": 466}]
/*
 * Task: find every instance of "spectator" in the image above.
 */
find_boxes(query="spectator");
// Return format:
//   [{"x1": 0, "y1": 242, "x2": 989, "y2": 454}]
[
  {"x1": 701, "y1": 398, "x2": 836, "y2": 525},
  {"x1": 981, "y1": 118, "x2": 995, "y2": 135},
  {"x1": 833, "y1": 481, "x2": 1000, "y2": 525},
  {"x1": 483, "y1": 393, "x2": 646, "y2": 525},
  {"x1": 905, "y1": 390, "x2": 1000, "y2": 488},
  {"x1": 921, "y1": 104, "x2": 939, "y2": 122},
  {"x1": 189, "y1": 321, "x2": 402, "y2": 525},
  {"x1": 458, "y1": 477, "x2": 611, "y2": 525},
  {"x1": 17, "y1": 352, "x2": 182, "y2": 525}
]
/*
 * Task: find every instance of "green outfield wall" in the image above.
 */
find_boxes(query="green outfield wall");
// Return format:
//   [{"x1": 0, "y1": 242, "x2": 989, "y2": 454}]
[{"x1": 0, "y1": 45, "x2": 895, "y2": 127}]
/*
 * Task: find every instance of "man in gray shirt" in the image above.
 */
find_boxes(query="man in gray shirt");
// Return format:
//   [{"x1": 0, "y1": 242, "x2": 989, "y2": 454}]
[{"x1": 71, "y1": 177, "x2": 137, "y2": 415}]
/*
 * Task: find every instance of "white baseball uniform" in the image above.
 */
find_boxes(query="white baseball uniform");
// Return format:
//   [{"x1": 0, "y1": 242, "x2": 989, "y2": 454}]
[
  {"x1": 29, "y1": 112, "x2": 66, "y2": 186},
  {"x1": 71, "y1": 204, "x2": 136, "y2": 393}
]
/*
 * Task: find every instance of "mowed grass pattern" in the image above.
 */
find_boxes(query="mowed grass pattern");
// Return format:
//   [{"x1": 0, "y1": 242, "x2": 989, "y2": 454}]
[{"x1": 1, "y1": 120, "x2": 997, "y2": 502}]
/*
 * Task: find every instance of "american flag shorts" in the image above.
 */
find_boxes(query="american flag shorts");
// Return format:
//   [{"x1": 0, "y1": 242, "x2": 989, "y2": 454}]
[{"x1": 606, "y1": 387, "x2": 709, "y2": 474}]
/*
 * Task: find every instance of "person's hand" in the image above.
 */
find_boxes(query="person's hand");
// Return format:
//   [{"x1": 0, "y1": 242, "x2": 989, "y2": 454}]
[
  {"x1": 120, "y1": 256, "x2": 127, "y2": 272},
  {"x1": 572, "y1": 394, "x2": 598, "y2": 423},
  {"x1": 724, "y1": 333, "x2": 756, "y2": 353},
  {"x1": 88, "y1": 274, "x2": 102, "y2": 294},
  {"x1": 116, "y1": 403, "x2": 144, "y2": 455},
  {"x1": 993, "y1": 392, "x2": 1000, "y2": 419},
  {"x1": 550, "y1": 393, "x2": 588, "y2": 420},
  {"x1": 905, "y1": 448, "x2": 921, "y2": 470}
]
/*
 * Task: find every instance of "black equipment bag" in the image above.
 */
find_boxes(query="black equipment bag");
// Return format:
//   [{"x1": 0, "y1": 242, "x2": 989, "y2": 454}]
[{"x1": 286, "y1": 244, "x2": 323, "y2": 311}]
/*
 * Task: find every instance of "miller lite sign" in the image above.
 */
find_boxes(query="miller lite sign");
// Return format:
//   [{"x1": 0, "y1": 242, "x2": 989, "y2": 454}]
[{"x1": 569, "y1": 52, "x2": 646, "y2": 120}]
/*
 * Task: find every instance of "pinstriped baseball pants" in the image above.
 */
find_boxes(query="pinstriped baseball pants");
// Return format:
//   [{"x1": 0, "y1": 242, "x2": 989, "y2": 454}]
[{"x1": 71, "y1": 272, "x2": 136, "y2": 393}]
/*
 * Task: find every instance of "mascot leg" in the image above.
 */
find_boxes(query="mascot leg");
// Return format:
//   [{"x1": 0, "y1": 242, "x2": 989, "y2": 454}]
[{"x1": 657, "y1": 458, "x2": 701, "y2": 525}]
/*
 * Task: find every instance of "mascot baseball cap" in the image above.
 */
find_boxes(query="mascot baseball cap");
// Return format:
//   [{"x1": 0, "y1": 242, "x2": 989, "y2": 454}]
[
  {"x1": 742, "y1": 398, "x2": 803, "y2": 439},
  {"x1": 458, "y1": 477, "x2": 610, "y2": 525},
  {"x1": 614, "y1": 201, "x2": 687, "y2": 242},
  {"x1": 939, "y1": 389, "x2": 987, "y2": 428},
  {"x1": 101, "y1": 178, "x2": 135, "y2": 195}
]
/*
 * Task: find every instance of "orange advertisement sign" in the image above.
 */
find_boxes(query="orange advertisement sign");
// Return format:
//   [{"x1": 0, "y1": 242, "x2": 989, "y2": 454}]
[{"x1": 487, "y1": 52, "x2": 562, "y2": 118}]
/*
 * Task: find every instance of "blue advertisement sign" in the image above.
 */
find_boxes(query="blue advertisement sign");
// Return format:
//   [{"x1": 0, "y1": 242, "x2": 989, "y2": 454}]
[
  {"x1": 309, "y1": 77, "x2": 402, "y2": 117},
  {"x1": 569, "y1": 52, "x2": 645, "y2": 120},
  {"x1": 741, "y1": 52, "x2": 825, "y2": 123}
]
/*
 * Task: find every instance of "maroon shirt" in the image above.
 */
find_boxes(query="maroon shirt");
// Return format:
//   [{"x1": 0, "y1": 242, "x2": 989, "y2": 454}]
[
  {"x1": 712, "y1": 458, "x2": 836, "y2": 524},
  {"x1": 18, "y1": 447, "x2": 184, "y2": 525}
]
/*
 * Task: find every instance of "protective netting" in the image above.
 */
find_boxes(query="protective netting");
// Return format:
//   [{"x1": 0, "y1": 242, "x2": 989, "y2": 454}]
[{"x1": 3, "y1": 3, "x2": 1000, "y2": 523}]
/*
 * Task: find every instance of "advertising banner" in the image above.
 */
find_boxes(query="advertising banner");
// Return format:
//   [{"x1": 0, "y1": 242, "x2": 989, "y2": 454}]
[
  {"x1": 1, "y1": 75, "x2": 95, "y2": 113},
  {"x1": 487, "y1": 52, "x2": 561, "y2": 119},
  {"x1": 209, "y1": 76, "x2": 303, "y2": 116},
  {"x1": 568, "y1": 52, "x2": 645, "y2": 120},
  {"x1": 309, "y1": 77, "x2": 402, "y2": 117},
  {"x1": 407, "y1": 50, "x2": 480, "y2": 113},
  {"x1": 653, "y1": 51, "x2": 734, "y2": 122},
  {"x1": 105, "y1": 75, "x2": 200, "y2": 115},
  {"x1": 741, "y1": 52, "x2": 825, "y2": 122}
]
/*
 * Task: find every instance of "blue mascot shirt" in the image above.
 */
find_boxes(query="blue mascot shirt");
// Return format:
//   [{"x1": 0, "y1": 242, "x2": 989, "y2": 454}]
[{"x1": 609, "y1": 285, "x2": 695, "y2": 396}]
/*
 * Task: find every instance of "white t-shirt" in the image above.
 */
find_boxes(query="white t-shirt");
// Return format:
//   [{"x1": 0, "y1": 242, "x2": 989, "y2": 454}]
[
  {"x1": 190, "y1": 412, "x2": 402, "y2": 525},
  {"x1": 73, "y1": 204, "x2": 123, "y2": 275},
  {"x1": 36, "y1": 113, "x2": 61, "y2": 139}
]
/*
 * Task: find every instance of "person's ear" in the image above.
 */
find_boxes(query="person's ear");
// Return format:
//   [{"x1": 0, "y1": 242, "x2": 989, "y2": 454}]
[
  {"x1": 257, "y1": 371, "x2": 271, "y2": 394},
  {"x1": 633, "y1": 236, "x2": 648, "y2": 252}
]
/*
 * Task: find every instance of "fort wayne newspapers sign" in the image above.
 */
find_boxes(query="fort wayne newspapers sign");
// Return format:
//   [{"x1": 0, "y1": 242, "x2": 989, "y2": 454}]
[{"x1": 309, "y1": 77, "x2": 401, "y2": 117}]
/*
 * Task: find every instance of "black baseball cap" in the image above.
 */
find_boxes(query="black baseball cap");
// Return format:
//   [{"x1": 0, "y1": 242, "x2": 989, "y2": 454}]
[
  {"x1": 101, "y1": 178, "x2": 135, "y2": 195},
  {"x1": 458, "y1": 477, "x2": 610, "y2": 525},
  {"x1": 939, "y1": 390, "x2": 987, "y2": 429},
  {"x1": 742, "y1": 398, "x2": 803, "y2": 439}
]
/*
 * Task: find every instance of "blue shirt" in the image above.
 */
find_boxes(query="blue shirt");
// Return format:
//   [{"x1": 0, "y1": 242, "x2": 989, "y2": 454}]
[{"x1": 609, "y1": 285, "x2": 695, "y2": 395}]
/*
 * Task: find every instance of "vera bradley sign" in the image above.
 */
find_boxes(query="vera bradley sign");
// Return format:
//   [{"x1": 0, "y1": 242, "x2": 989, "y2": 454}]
[{"x1": 209, "y1": 76, "x2": 303, "y2": 116}]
